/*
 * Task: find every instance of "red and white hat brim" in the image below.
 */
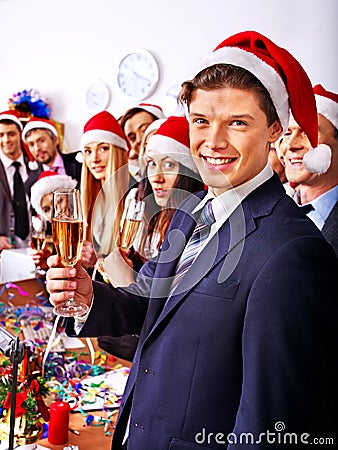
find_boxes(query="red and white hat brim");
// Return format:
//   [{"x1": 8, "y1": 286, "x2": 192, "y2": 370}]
[
  {"x1": 0, "y1": 113, "x2": 23, "y2": 130},
  {"x1": 22, "y1": 120, "x2": 58, "y2": 142},
  {"x1": 189, "y1": 46, "x2": 289, "y2": 132},
  {"x1": 81, "y1": 130, "x2": 128, "y2": 151},
  {"x1": 139, "y1": 104, "x2": 166, "y2": 120},
  {"x1": 146, "y1": 134, "x2": 198, "y2": 173},
  {"x1": 315, "y1": 95, "x2": 338, "y2": 130}
]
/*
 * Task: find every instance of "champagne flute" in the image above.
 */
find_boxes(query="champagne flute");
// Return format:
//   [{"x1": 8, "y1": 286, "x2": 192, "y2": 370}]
[
  {"x1": 51, "y1": 189, "x2": 89, "y2": 317},
  {"x1": 31, "y1": 215, "x2": 47, "y2": 277},
  {"x1": 120, "y1": 198, "x2": 145, "y2": 249}
]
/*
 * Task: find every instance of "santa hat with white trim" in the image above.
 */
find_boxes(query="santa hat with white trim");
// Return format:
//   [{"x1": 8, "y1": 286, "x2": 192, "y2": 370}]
[
  {"x1": 187, "y1": 30, "x2": 331, "y2": 174},
  {"x1": 31, "y1": 171, "x2": 77, "y2": 219},
  {"x1": 0, "y1": 110, "x2": 23, "y2": 131},
  {"x1": 313, "y1": 84, "x2": 338, "y2": 129},
  {"x1": 146, "y1": 115, "x2": 198, "y2": 173},
  {"x1": 137, "y1": 103, "x2": 166, "y2": 120},
  {"x1": 302, "y1": 84, "x2": 338, "y2": 173},
  {"x1": 22, "y1": 117, "x2": 58, "y2": 142},
  {"x1": 0, "y1": 110, "x2": 39, "y2": 170},
  {"x1": 80, "y1": 111, "x2": 128, "y2": 151}
]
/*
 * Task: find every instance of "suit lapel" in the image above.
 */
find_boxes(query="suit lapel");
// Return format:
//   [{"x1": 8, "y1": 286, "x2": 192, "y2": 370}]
[
  {"x1": 0, "y1": 161, "x2": 11, "y2": 197},
  {"x1": 155, "y1": 202, "x2": 257, "y2": 323},
  {"x1": 142, "y1": 175, "x2": 285, "y2": 342}
]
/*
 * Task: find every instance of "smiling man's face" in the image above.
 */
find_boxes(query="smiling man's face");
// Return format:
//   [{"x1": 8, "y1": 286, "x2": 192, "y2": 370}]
[{"x1": 189, "y1": 87, "x2": 282, "y2": 195}]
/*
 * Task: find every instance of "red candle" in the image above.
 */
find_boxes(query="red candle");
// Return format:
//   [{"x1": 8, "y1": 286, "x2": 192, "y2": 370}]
[{"x1": 48, "y1": 401, "x2": 70, "y2": 445}]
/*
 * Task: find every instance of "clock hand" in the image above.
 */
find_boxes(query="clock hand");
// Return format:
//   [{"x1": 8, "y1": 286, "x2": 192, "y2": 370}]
[{"x1": 130, "y1": 68, "x2": 150, "y2": 82}]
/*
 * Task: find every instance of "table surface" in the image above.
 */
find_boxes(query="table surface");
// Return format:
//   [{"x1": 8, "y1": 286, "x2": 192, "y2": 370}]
[{"x1": 0, "y1": 278, "x2": 132, "y2": 450}]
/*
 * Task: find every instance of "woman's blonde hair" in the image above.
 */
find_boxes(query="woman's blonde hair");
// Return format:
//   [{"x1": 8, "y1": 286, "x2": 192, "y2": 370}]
[{"x1": 80, "y1": 143, "x2": 129, "y2": 256}]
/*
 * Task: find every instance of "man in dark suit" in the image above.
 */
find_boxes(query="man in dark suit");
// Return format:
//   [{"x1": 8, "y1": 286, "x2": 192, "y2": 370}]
[
  {"x1": 22, "y1": 117, "x2": 82, "y2": 193},
  {"x1": 46, "y1": 31, "x2": 337, "y2": 449},
  {"x1": 0, "y1": 110, "x2": 38, "y2": 250},
  {"x1": 281, "y1": 84, "x2": 338, "y2": 255}
]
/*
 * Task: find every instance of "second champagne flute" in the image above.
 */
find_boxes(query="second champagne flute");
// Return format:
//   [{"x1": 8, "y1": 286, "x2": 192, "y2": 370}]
[
  {"x1": 120, "y1": 198, "x2": 145, "y2": 249},
  {"x1": 31, "y1": 215, "x2": 47, "y2": 278},
  {"x1": 51, "y1": 189, "x2": 89, "y2": 317}
]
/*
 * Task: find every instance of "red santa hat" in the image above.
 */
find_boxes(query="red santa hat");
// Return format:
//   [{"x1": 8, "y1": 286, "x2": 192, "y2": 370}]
[
  {"x1": 0, "y1": 110, "x2": 39, "y2": 169},
  {"x1": 0, "y1": 110, "x2": 23, "y2": 130},
  {"x1": 80, "y1": 111, "x2": 128, "y2": 151},
  {"x1": 313, "y1": 84, "x2": 338, "y2": 130},
  {"x1": 136, "y1": 103, "x2": 166, "y2": 120},
  {"x1": 188, "y1": 30, "x2": 331, "y2": 174},
  {"x1": 31, "y1": 171, "x2": 77, "y2": 219},
  {"x1": 22, "y1": 117, "x2": 58, "y2": 142},
  {"x1": 302, "y1": 84, "x2": 338, "y2": 173},
  {"x1": 146, "y1": 116, "x2": 198, "y2": 173}
]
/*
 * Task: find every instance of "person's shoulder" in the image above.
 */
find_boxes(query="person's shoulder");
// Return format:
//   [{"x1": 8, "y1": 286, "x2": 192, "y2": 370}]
[{"x1": 61, "y1": 150, "x2": 82, "y2": 165}]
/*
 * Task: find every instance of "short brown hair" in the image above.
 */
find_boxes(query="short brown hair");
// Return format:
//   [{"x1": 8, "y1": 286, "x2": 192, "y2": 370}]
[
  {"x1": 120, "y1": 107, "x2": 158, "y2": 131},
  {"x1": 179, "y1": 64, "x2": 279, "y2": 127}
]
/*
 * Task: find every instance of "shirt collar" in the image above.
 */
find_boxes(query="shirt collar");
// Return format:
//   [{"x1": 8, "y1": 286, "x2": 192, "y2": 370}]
[
  {"x1": 309, "y1": 185, "x2": 338, "y2": 222},
  {"x1": 0, "y1": 151, "x2": 25, "y2": 169},
  {"x1": 193, "y1": 163, "x2": 274, "y2": 224},
  {"x1": 44, "y1": 152, "x2": 64, "y2": 171}
]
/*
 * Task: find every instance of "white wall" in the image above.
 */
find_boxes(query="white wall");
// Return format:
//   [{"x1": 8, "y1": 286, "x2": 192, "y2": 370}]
[{"x1": 0, "y1": 0, "x2": 337, "y2": 151}]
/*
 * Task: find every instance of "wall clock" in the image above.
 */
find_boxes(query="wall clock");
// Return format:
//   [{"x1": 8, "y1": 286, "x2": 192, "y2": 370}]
[
  {"x1": 162, "y1": 84, "x2": 185, "y2": 116},
  {"x1": 117, "y1": 49, "x2": 160, "y2": 101},
  {"x1": 86, "y1": 81, "x2": 110, "y2": 110}
]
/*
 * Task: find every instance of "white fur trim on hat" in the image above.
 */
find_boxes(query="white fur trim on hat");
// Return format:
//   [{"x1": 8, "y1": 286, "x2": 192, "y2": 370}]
[
  {"x1": 81, "y1": 130, "x2": 128, "y2": 151},
  {"x1": 315, "y1": 95, "x2": 338, "y2": 130},
  {"x1": 0, "y1": 113, "x2": 23, "y2": 130},
  {"x1": 146, "y1": 134, "x2": 198, "y2": 173},
  {"x1": 302, "y1": 144, "x2": 332, "y2": 174},
  {"x1": 189, "y1": 46, "x2": 290, "y2": 132},
  {"x1": 22, "y1": 120, "x2": 58, "y2": 142},
  {"x1": 31, "y1": 174, "x2": 77, "y2": 219},
  {"x1": 139, "y1": 104, "x2": 166, "y2": 120},
  {"x1": 143, "y1": 118, "x2": 167, "y2": 138}
]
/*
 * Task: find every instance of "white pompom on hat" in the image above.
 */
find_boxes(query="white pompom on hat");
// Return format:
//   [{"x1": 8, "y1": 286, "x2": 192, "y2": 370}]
[
  {"x1": 31, "y1": 171, "x2": 77, "y2": 219},
  {"x1": 146, "y1": 116, "x2": 198, "y2": 173},
  {"x1": 80, "y1": 111, "x2": 128, "y2": 151},
  {"x1": 302, "y1": 84, "x2": 338, "y2": 173}
]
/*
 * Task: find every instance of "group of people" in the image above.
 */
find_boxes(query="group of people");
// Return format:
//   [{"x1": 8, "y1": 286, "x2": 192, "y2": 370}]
[{"x1": 1, "y1": 29, "x2": 337, "y2": 449}]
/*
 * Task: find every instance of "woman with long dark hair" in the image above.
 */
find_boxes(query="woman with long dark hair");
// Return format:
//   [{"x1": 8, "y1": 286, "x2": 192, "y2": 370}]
[{"x1": 104, "y1": 115, "x2": 205, "y2": 284}]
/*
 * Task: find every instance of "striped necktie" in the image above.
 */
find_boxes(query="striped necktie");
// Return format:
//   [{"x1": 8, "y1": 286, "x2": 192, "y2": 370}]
[{"x1": 169, "y1": 200, "x2": 215, "y2": 295}]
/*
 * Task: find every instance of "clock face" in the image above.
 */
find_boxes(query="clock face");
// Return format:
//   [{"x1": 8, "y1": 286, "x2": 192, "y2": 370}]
[
  {"x1": 86, "y1": 81, "x2": 110, "y2": 110},
  {"x1": 117, "y1": 50, "x2": 160, "y2": 100}
]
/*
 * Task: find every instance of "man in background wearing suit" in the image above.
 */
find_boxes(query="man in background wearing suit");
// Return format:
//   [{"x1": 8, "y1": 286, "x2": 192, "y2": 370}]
[
  {"x1": 281, "y1": 84, "x2": 338, "y2": 255},
  {"x1": 46, "y1": 32, "x2": 337, "y2": 449},
  {"x1": 22, "y1": 117, "x2": 82, "y2": 192},
  {"x1": 0, "y1": 110, "x2": 36, "y2": 251}
]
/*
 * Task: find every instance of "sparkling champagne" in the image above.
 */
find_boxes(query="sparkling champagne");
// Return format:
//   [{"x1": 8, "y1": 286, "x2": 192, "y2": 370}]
[
  {"x1": 31, "y1": 235, "x2": 46, "y2": 251},
  {"x1": 120, "y1": 218, "x2": 141, "y2": 249},
  {"x1": 52, "y1": 219, "x2": 84, "y2": 267}
]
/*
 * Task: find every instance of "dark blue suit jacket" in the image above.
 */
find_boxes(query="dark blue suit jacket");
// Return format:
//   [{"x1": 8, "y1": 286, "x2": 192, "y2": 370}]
[
  {"x1": 71, "y1": 174, "x2": 337, "y2": 449},
  {"x1": 24, "y1": 151, "x2": 82, "y2": 196}
]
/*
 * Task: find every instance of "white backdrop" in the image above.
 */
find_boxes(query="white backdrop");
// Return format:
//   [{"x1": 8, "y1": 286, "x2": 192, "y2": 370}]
[{"x1": 0, "y1": 0, "x2": 337, "y2": 150}]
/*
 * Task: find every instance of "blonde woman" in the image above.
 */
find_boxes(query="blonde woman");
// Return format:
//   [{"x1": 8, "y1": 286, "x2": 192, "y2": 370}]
[{"x1": 79, "y1": 111, "x2": 129, "y2": 269}]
